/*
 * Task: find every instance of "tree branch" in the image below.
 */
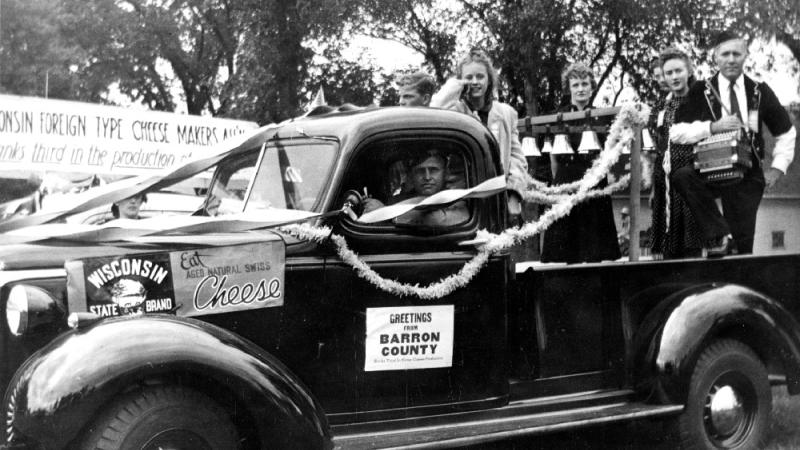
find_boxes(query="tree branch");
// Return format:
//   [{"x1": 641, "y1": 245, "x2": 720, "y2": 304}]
[{"x1": 593, "y1": 20, "x2": 623, "y2": 105}]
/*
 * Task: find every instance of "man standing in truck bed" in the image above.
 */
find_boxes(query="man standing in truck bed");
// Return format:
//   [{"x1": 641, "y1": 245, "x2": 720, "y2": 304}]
[{"x1": 670, "y1": 30, "x2": 796, "y2": 256}]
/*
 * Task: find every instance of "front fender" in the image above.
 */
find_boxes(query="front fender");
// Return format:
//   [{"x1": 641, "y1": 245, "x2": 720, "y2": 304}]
[
  {"x1": 633, "y1": 283, "x2": 800, "y2": 404},
  {"x1": 6, "y1": 315, "x2": 331, "y2": 449}
]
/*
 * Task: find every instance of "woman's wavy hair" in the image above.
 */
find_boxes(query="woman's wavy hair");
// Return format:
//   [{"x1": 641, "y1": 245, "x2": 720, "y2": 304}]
[
  {"x1": 455, "y1": 48, "x2": 499, "y2": 104},
  {"x1": 561, "y1": 62, "x2": 597, "y2": 91},
  {"x1": 658, "y1": 47, "x2": 697, "y2": 86}
]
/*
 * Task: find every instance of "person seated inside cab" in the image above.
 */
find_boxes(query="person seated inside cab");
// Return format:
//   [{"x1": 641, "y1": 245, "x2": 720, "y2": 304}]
[{"x1": 362, "y1": 150, "x2": 468, "y2": 227}]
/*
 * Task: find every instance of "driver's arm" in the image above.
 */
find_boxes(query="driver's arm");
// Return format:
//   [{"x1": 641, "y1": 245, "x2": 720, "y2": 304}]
[{"x1": 362, "y1": 198, "x2": 385, "y2": 214}]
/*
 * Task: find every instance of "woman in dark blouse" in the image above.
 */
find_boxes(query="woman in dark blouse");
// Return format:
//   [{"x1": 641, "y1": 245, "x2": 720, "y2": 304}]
[{"x1": 540, "y1": 62, "x2": 620, "y2": 263}]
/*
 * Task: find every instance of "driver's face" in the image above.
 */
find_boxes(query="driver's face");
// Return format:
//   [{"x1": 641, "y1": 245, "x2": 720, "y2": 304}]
[{"x1": 411, "y1": 156, "x2": 446, "y2": 196}]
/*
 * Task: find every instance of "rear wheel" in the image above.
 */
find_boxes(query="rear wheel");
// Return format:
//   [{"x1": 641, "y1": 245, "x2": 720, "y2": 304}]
[
  {"x1": 677, "y1": 339, "x2": 771, "y2": 450},
  {"x1": 79, "y1": 385, "x2": 238, "y2": 450}
]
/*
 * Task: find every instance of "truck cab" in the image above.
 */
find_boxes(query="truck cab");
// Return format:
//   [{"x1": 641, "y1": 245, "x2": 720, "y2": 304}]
[{"x1": 2, "y1": 106, "x2": 800, "y2": 450}]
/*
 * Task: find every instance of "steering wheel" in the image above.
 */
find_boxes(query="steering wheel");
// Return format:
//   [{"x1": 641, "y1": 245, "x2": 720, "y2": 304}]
[{"x1": 341, "y1": 189, "x2": 365, "y2": 216}]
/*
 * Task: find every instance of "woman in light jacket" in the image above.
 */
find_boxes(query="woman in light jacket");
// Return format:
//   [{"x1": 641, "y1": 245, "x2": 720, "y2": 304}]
[{"x1": 431, "y1": 49, "x2": 528, "y2": 213}]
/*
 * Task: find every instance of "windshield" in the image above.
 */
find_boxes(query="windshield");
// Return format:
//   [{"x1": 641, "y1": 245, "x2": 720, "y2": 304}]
[{"x1": 205, "y1": 139, "x2": 337, "y2": 216}]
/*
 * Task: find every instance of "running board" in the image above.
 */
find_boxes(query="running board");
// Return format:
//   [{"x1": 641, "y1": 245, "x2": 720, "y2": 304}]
[{"x1": 332, "y1": 402, "x2": 683, "y2": 449}]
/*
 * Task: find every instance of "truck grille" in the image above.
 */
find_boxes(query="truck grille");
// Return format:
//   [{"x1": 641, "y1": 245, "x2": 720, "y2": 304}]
[{"x1": 5, "y1": 384, "x2": 16, "y2": 444}]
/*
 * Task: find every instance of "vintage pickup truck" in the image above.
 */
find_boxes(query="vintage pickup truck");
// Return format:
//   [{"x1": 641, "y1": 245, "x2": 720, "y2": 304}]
[{"x1": 1, "y1": 106, "x2": 800, "y2": 450}]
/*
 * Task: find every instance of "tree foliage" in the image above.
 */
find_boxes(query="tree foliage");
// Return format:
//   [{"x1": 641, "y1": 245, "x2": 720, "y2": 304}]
[
  {"x1": 0, "y1": 0, "x2": 83, "y2": 99},
  {"x1": 4, "y1": 0, "x2": 246, "y2": 113},
  {"x1": 730, "y1": 0, "x2": 800, "y2": 63},
  {"x1": 2, "y1": 0, "x2": 390, "y2": 123},
  {"x1": 2, "y1": 0, "x2": 797, "y2": 122},
  {"x1": 221, "y1": 0, "x2": 372, "y2": 123},
  {"x1": 357, "y1": 0, "x2": 465, "y2": 84}
]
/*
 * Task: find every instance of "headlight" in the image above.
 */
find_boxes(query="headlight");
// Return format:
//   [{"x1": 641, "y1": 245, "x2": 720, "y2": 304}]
[
  {"x1": 6, "y1": 284, "x2": 62, "y2": 337},
  {"x1": 6, "y1": 286, "x2": 27, "y2": 336}
]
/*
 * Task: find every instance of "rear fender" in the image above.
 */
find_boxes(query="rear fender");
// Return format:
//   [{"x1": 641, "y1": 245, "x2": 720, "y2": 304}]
[
  {"x1": 6, "y1": 315, "x2": 331, "y2": 449},
  {"x1": 632, "y1": 283, "x2": 800, "y2": 404}
]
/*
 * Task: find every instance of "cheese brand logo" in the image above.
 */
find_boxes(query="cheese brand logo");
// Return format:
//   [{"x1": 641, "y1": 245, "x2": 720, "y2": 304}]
[{"x1": 82, "y1": 254, "x2": 176, "y2": 318}]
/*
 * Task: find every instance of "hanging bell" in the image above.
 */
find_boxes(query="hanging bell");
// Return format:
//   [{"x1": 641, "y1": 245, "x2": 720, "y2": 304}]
[
  {"x1": 540, "y1": 137, "x2": 553, "y2": 153},
  {"x1": 521, "y1": 137, "x2": 541, "y2": 157},
  {"x1": 577, "y1": 130, "x2": 602, "y2": 154},
  {"x1": 551, "y1": 134, "x2": 574, "y2": 155},
  {"x1": 641, "y1": 129, "x2": 655, "y2": 152}
]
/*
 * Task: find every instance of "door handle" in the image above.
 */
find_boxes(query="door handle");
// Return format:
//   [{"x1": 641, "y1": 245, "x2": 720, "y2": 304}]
[{"x1": 458, "y1": 237, "x2": 490, "y2": 247}]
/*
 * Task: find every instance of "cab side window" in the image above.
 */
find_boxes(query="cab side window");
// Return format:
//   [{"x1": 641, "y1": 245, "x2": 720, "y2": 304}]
[
  {"x1": 204, "y1": 152, "x2": 257, "y2": 216},
  {"x1": 341, "y1": 138, "x2": 474, "y2": 232}
]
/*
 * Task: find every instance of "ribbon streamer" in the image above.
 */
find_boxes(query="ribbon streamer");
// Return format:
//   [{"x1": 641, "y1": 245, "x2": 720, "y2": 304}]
[
  {"x1": 358, "y1": 176, "x2": 506, "y2": 223},
  {"x1": 0, "y1": 208, "x2": 321, "y2": 246},
  {"x1": 0, "y1": 123, "x2": 283, "y2": 233}
]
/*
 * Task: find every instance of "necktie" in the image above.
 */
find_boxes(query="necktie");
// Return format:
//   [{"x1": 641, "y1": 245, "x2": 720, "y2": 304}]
[{"x1": 729, "y1": 84, "x2": 742, "y2": 121}]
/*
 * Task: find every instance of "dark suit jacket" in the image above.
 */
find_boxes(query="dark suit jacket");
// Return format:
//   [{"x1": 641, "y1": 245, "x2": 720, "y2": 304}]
[{"x1": 675, "y1": 73, "x2": 793, "y2": 160}]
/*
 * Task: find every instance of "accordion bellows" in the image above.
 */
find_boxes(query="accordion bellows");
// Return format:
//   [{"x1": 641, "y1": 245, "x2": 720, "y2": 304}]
[{"x1": 693, "y1": 129, "x2": 753, "y2": 183}]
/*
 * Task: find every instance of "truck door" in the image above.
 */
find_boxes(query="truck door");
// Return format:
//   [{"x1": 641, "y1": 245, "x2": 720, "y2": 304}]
[
  {"x1": 326, "y1": 132, "x2": 509, "y2": 422},
  {"x1": 195, "y1": 140, "x2": 362, "y2": 413}
]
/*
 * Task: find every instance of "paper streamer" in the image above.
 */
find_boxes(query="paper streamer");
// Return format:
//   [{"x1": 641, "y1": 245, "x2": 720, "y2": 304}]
[
  {"x1": 0, "y1": 208, "x2": 320, "y2": 246},
  {"x1": 358, "y1": 176, "x2": 507, "y2": 223},
  {"x1": 0, "y1": 123, "x2": 283, "y2": 233}
]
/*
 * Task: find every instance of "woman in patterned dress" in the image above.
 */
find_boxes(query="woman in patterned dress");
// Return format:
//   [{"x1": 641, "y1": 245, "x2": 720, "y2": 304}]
[{"x1": 649, "y1": 47, "x2": 704, "y2": 258}]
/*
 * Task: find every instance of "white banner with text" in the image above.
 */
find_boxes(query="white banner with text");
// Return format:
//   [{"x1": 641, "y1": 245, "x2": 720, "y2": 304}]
[{"x1": 0, "y1": 94, "x2": 258, "y2": 176}]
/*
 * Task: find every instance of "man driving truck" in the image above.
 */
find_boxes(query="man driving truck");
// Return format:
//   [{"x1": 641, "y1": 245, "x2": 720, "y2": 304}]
[{"x1": 362, "y1": 150, "x2": 469, "y2": 226}]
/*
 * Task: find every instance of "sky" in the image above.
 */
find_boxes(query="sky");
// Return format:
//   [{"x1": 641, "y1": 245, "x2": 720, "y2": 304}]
[{"x1": 345, "y1": 36, "x2": 424, "y2": 74}]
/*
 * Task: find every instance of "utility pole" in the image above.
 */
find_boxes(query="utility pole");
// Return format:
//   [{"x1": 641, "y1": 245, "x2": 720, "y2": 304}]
[{"x1": 0, "y1": 0, "x2": 3, "y2": 92}]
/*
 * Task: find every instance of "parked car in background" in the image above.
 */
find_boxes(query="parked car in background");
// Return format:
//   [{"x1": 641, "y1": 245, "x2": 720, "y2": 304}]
[{"x1": 64, "y1": 191, "x2": 206, "y2": 225}]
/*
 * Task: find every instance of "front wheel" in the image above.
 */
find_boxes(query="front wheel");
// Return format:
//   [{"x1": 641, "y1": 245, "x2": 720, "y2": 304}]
[
  {"x1": 79, "y1": 385, "x2": 239, "y2": 450},
  {"x1": 676, "y1": 339, "x2": 771, "y2": 450}
]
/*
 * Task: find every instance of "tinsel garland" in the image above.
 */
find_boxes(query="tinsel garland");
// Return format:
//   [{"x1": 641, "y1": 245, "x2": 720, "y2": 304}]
[
  {"x1": 525, "y1": 175, "x2": 631, "y2": 205},
  {"x1": 281, "y1": 103, "x2": 651, "y2": 300}
]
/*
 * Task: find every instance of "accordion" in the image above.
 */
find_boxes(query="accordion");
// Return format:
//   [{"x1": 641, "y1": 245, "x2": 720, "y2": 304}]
[{"x1": 693, "y1": 129, "x2": 753, "y2": 183}]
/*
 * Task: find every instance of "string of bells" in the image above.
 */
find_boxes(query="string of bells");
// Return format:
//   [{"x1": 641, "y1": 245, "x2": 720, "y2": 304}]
[{"x1": 521, "y1": 127, "x2": 656, "y2": 157}]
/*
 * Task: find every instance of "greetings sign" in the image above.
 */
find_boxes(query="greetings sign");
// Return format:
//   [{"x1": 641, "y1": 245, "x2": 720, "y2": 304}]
[
  {"x1": 0, "y1": 94, "x2": 257, "y2": 176},
  {"x1": 364, "y1": 305, "x2": 454, "y2": 372},
  {"x1": 66, "y1": 241, "x2": 285, "y2": 318}
]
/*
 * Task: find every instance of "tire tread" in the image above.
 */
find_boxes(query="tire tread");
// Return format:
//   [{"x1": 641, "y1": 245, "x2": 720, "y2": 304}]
[{"x1": 78, "y1": 385, "x2": 237, "y2": 450}]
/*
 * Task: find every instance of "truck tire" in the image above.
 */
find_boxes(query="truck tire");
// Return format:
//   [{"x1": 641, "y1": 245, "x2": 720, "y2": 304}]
[
  {"x1": 79, "y1": 385, "x2": 238, "y2": 450},
  {"x1": 677, "y1": 339, "x2": 771, "y2": 450}
]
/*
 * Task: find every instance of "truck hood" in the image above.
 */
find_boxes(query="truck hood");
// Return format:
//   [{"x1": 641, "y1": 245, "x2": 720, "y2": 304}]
[{"x1": 0, "y1": 229, "x2": 306, "y2": 271}]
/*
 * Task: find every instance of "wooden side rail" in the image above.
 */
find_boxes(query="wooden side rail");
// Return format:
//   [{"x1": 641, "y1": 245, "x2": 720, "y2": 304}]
[{"x1": 516, "y1": 105, "x2": 642, "y2": 261}]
